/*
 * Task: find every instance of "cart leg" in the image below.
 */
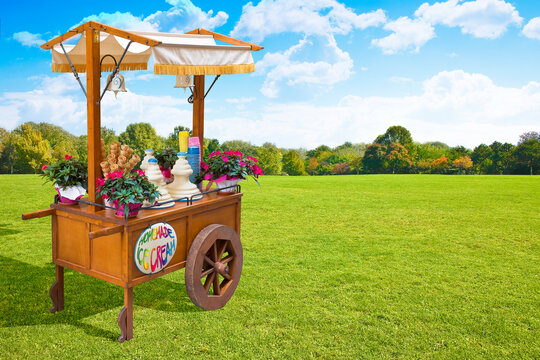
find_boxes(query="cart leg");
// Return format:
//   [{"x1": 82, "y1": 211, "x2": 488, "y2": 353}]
[
  {"x1": 117, "y1": 287, "x2": 133, "y2": 342},
  {"x1": 49, "y1": 265, "x2": 64, "y2": 313}
]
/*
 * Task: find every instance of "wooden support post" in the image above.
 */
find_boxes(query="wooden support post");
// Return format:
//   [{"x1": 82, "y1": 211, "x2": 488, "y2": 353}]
[
  {"x1": 86, "y1": 27, "x2": 103, "y2": 212},
  {"x1": 193, "y1": 75, "x2": 205, "y2": 157},
  {"x1": 49, "y1": 265, "x2": 64, "y2": 313},
  {"x1": 118, "y1": 287, "x2": 133, "y2": 342}
]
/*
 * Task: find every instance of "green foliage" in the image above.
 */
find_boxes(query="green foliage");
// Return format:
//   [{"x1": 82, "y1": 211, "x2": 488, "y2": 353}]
[
  {"x1": 12, "y1": 124, "x2": 52, "y2": 173},
  {"x1": 118, "y1": 123, "x2": 164, "y2": 159},
  {"x1": 386, "y1": 143, "x2": 412, "y2": 174},
  {"x1": 509, "y1": 139, "x2": 540, "y2": 175},
  {"x1": 165, "y1": 126, "x2": 192, "y2": 149},
  {"x1": 282, "y1": 150, "x2": 307, "y2": 175},
  {"x1": 154, "y1": 147, "x2": 178, "y2": 170},
  {"x1": 255, "y1": 144, "x2": 282, "y2": 175},
  {"x1": 221, "y1": 140, "x2": 257, "y2": 157},
  {"x1": 203, "y1": 138, "x2": 221, "y2": 159},
  {"x1": 375, "y1": 125, "x2": 413, "y2": 146},
  {"x1": 96, "y1": 170, "x2": 160, "y2": 216},
  {"x1": 41, "y1": 155, "x2": 88, "y2": 189},
  {"x1": 363, "y1": 143, "x2": 388, "y2": 173},
  {"x1": 0, "y1": 129, "x2": 16, "y2": 173}
]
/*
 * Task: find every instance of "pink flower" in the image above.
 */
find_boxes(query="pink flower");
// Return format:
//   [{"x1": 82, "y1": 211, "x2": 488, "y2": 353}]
[
  {"x1": 204, "y1": 173, "x2": 214, "y2": 181},
  {"x1": 246, "y1": 156, "x2": 258, "y2": 163},
  {"x1": 222, "y1": 156, "x2": 229, "y2": 163},
  {"x1": 136, "y1": 169, "x2": 145, "y2": 176},
  {"x1": 65, "y1": 155, "x2": 72, "y2": 160},
  {"x1": 214, "y1": 174, "x2": 227, "y2": 183},
  {"x1": 41, "y1": 164, "x2": 48, "y2": 171},
  {"x1": 96, "y1": 178, "x2": 105, "y2": 187},
  {"x1": 239, "y1": 161, "x2": 245, "y2": 167}
]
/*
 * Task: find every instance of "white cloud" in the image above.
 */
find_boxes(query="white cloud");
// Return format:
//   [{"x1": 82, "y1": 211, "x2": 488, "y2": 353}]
[
  {"x1": 205, "y1": 70, "x2": 540, "y2": 148},
  {"x1": 12, "y1": 31, "x2": 44, "y2": 47},
  {"x1": 226, "y1": 97, "x2": 256, "y2": 104},
  {"x1": 256, "y1": 35, "x2": 353, "y2": 97},
  {"x1": 231, "y1": 0, "x2": 386, "y2": 42},
  {"x1": 78, "y1": 0, "x2": 227, "y2": 33},
  {"x1": 522, "y1": 17, "x2": 540, "y2": 40},
  {"x1": 415, "y1": 0, "x2": 522, "y2": 39},
  {"x1": 372, "y1": 17, "x2": 435, "y2": 54}
]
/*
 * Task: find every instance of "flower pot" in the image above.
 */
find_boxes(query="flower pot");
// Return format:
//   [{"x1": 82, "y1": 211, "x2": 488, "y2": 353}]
[
  {"x1": 55, "y1": 185, "x2": 86, "y2": 205},
  {"x1": 112, "y1": 200, "x2": 143, "y2": 218},
  {"x1": 160, "y1": 168, "x2": 174, "y2": 184},
  {"x1": 216, "y1": 179, "x2": 241, "y2": 194}
]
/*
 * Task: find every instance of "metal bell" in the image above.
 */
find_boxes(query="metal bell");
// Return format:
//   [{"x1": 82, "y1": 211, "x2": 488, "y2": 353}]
[{"x1": 106, "y1": 73, "x2": 126, "y2": 98}]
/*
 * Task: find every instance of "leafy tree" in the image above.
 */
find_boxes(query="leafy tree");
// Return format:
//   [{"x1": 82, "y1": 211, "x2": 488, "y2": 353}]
[
  {"x1": 509, "y1": 139, "x2": 540, "y2": 175},
  {"x1": 452, "y1": 156, "x2": 473, "y2": 174},
  {"x1": 386, "y1": 143, "x2": 412, "y2": 174},
  {"x1": 448, "y1": 146, "x2": 471, "y2": 162},
  {"x1": 203, "y1": 138, "x2": 221, "y2": 158},
  {"x1": 282, "y1": 150, "x2": 307, "y2": 175},
  {"x1": 331, "y1": 162, "x2": 350, "y2": 175},
  {"x1": 315, "y1": 162, "x2": 332, "y2": 175},
  {"x1": 221, "y1": 140, "x2": 257, "y2": 157},
  {"x1": 101, "y1": 127, "x2": 118, "y2": 147},
  {"x1": 432, "y1": 156, "x2": 449, "y2": 174},
  {"x1": 0, "y1": 131, "x2": 16, "y2": 174},
  {"x1": 518, "y1": 131, "x2": 540, "y2": 145},
  {"x1": 348, "y1": 156, "x2": 363, "y2": 174},
  {"x1": 417, "y1": 159, "x2": 434, "y2": 174},
  {"x1": 489, "y1": 141, "x2": 514, "y2": 174},
  {"x1": 255, "y1": 145, "x2": 282, "y2": 175},
  {"x1": 471, "y1": 144, "x2": 493, "y2": 174},
  {"x1": 12, "y1": 124, "x2": 52, "y2": 173},
  {"x1": 306, "y1": 157, "x2": 319, "y2": 174},
  {"x1": 76, "y1": 135, "x2": 88, "y2": 165},
  {"x1": 362, "y1": 143, "x2": 387, "y2": 173},
  {"x1": 306, "y1": 145, "x2": 332, "y2": 158},
  {"x1": 375, "y1": 126, "x2": 413, "y2": 147},
  {"x1": 118, "y1": 123, "x2": 164, "y2": 159}
]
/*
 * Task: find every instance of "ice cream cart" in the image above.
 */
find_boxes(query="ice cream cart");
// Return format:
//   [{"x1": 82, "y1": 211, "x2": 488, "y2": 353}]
[{"x1": 21, "y1": 21, "x2": 262, "y2": 342}]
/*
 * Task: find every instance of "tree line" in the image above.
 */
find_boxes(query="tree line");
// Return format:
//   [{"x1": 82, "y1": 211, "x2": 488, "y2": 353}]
[{"x1": 0, "y1": 122, "x2": 539, "y2": 176}]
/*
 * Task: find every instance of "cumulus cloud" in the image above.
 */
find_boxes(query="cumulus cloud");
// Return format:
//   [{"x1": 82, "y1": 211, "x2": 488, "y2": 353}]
[
  {"x1": 12, "y1": 31, "x2": 44, "y2": 47},
  {"x1": 0, "y1": 75, "x2": 192, "y2": 137},
  {"x1": 415, "y1": 0, "x2": 522, "y2": 39},
  {"x1": 256, "y1": 35, "x2": 353, "y2": 97},
  {"x1": 78, "y1": 0, "x2": 227, "y2": 33},
  {"x1": 230, "y1": 0, "x2": 386, "y2": 42},
  {"x1": 206, "y1": 70, "x2": 540, "y2": 148},
  {"x1": 522, "y1": 17, "x2": 540, "y2": 40},
  {"x1": 371, "y1": 17, "x2": 435, "y2": 54}
]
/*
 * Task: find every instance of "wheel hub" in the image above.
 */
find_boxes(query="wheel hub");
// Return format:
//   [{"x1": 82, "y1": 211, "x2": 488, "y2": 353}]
[{"x1": 214, "y1": 261, "x2": 229, "y2": 275}]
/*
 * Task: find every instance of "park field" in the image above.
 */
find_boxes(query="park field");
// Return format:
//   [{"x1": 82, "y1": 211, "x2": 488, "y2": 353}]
[{"x1": 0, "y1": 174, "x2": 538, "y2": 359}]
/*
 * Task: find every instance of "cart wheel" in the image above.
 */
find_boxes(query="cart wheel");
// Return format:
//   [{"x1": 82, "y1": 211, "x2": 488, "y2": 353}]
[{"x1": 185, "y1": 224, "x2": 243, "y2": 310}]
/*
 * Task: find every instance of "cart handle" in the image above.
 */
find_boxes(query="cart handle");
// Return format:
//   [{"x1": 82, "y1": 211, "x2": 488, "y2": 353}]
[
  {"x1": 22, "y1": 208, "x2": 54, "y2": 220},
  {"x1": 88, "y1": 225, "x2": 124, "y2": 240}
]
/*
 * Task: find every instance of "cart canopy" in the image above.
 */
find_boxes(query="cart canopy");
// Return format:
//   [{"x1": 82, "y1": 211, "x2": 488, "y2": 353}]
[{"x1": 47, "y1": 23, "x2": 260, "y2": 75}]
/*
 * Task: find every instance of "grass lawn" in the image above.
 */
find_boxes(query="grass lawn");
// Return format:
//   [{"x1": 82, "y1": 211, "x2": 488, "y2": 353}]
[{"x1": 0, "y1": 174, "x2": 538, "y2": 359}]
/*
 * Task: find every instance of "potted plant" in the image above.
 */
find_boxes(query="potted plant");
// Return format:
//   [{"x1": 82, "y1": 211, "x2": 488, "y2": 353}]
[
  {"x1": 154, "y1": 147, "x2": 177, "y2": 184},
  {"x1": 41, "y1": 155, "x2": 88, "y2": 204},
  {"x1": 96, "y1": 170, "x2": 160, "y2": 217},
  {"x1": 198, "y1": 150, "x2": 263, "y2": 193}
]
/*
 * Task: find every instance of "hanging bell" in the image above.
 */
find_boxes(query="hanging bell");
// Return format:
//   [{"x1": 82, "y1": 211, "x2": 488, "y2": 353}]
[
  {"x1": 106, "y1": 73, "x2": 127, "y2": 98},
  {"x1": 174, "y1": 75, "x2": 193, "y2": 92}
]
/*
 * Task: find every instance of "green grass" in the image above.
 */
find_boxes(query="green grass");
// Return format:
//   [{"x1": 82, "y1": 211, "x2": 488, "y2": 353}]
[{"x1": 0, "y1": 174, "x2": 538, "y2": 359}]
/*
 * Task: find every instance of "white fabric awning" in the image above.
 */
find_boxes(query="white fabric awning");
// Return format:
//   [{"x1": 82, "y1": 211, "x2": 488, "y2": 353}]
[{"x1": 51, "y1": 31, "x2": 255, "y2": 75}]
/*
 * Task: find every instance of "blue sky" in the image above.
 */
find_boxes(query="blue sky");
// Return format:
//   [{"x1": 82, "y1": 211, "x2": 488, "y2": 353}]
[{"x1": 1, "y1": 0, "x2": 540, "y2": 148}]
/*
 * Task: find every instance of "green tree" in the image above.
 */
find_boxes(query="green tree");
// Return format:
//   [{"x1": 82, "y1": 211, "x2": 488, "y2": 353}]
[
  {"x1": 118, "y1": 123, "x2": 164, "y2": 159},
  {"x1": 518, "y1": 131, "x2": 540, "y2": 145},
  {"x1": 306, "y1": 157, "x2": 319, "y2": 175},
  {"x1": 101, "y1": 127, "x2": 118, "y2": 148},
  {"x1": 12, "y1": 124, "x2": 52, "y2": 173},
  {"x1": 282, "y1": 150, "x2": 307, "y2": 175},
  {"x1": 348, "y1": 156, "x2": 363, "y2": 174},
  {"x1": 0, "y1": 130, "x2": 16, "y2": 174},
  {"x1": 509, "y1": 139, "x2": 540, "y2": 175},
  {"x1": 375, "y1": 126, "x2": 413, "y2": 147},
  {"x1": 255, "y1": 144, "x2": 282, "y2": 175},
  {"x1": 203, "y1": 138, "x2": 221, "y2": 158},
  {"x1": 489, "y1": 141, "x2": 514, "y2": 174},
  {"x1": 362, "y1": 143, "x2": 387, "y2": 173},
  {"x1": 306, "y1": 145, "x2": 331, "y2": 158},
  {"x1": 221, "y1": 140, "x2": 257, "y2": 157},
  {"x1": 471, "y1": 144, "x2": 493, "y2": 174}
]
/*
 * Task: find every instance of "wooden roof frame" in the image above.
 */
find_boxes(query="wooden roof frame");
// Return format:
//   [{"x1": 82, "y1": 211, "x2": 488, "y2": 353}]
[{"x1": 41, "y1": 21, "x2": 263, "y2": 51}]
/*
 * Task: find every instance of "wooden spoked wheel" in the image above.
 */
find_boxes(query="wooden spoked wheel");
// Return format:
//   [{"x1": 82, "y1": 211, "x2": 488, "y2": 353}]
[{"x1": 185, "y1": 224, "x2": 243, "y2": 310}]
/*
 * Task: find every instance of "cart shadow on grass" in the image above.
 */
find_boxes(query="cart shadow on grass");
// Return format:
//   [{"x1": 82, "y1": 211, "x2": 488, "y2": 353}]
[{"x1": 0, "y1": 256, "x2": 201, "y2": 341}]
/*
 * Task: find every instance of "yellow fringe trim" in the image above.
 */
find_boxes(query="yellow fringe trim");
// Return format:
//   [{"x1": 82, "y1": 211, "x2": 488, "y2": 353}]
[
  {"x1": 153, "y1": 63, "x2": 255, "y2": 75},
  {"x1": 52, "y1": 63, "x2": 148, "y2": 73}
]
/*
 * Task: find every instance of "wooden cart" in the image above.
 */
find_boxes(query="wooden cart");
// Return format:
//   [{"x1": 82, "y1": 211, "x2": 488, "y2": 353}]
[{"x1": 21, "y1": 21, "x2": 262, "y2": 342}]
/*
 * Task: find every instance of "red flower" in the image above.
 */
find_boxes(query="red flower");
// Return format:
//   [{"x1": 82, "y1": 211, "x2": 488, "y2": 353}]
[
  {"x1": 65, "y1": 155, "x2": 72, "y2": 160},
  {"x1": 41, "y1": 164, "x2": 48, "y2": 171},
  {"x1": 246, "y1": 156, "x2": 258, "y2": 163},
  {"x1": 222, "y1": 156, "x2": 229, "y2": 163}
]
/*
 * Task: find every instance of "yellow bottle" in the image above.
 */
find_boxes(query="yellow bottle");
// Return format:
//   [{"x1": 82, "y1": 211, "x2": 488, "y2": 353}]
[{"x1": 178, "y1": 131, "x2": 189, "y2": 152}]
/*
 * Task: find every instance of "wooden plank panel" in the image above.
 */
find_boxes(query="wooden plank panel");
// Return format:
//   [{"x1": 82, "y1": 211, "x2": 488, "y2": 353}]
[
  {"x1": 56, "y1": 215, "x2": 89, "y2": 267},
  {"x1": 41, "y1": 23, "x2": 86, "y2": 50},
  {"x1": 185, "y1": 28, "x2": 263, "y2": 51},
  {"x1": 90, "y1": 224, "x2": 124, "y2": 279}
]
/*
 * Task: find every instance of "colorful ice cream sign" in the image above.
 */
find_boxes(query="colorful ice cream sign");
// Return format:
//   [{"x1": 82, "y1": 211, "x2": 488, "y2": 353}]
[{"x1": 135, "y1": 222, "x2": 177, "y2": 274}]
